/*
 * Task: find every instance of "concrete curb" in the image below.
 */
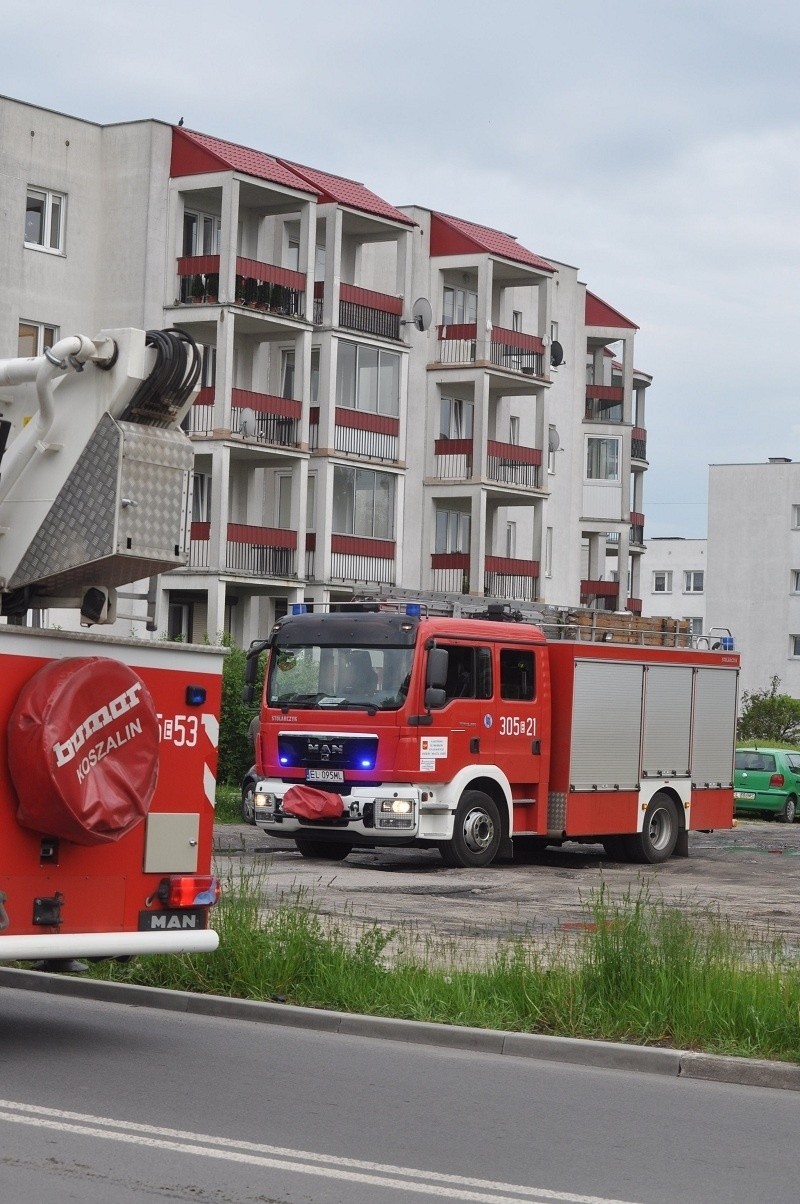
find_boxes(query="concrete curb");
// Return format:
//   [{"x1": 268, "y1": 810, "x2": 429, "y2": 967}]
[{"x1": 2, "y1": 966, "x2": 798, "y2": 1090}]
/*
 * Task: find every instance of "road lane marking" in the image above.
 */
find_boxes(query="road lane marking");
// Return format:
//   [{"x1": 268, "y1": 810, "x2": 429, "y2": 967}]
[{"x1": 0, "y1": 1099, "x2": 643, "y2": 1204}]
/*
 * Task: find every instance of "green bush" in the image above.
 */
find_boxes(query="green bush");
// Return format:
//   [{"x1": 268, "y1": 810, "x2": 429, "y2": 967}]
[
  {"x1": 217, "y1": 637, "x2": 265, "y2": 785},
  {"x1": 738, "y1": 675, "x2": 800, "y2": 744}
]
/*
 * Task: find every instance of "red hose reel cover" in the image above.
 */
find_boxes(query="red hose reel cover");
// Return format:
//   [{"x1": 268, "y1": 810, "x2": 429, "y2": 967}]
[{"x1": 8, "y1": 657, "x2": 160, "y2": 846}]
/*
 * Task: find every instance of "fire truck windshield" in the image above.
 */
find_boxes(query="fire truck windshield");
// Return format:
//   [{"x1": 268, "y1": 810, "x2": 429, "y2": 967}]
[{"x1": 267, "y1": 644, "x2": 414, "y2": 711}]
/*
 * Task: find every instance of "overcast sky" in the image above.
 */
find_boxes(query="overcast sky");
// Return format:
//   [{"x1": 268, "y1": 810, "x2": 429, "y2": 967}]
[{"x1": 5, "y1": 0, "x2": 798, "y2": 538}]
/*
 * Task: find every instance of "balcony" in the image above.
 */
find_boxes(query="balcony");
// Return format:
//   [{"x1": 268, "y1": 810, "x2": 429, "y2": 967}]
[
  {"x1": 189, "y1": 523, "x2": 297, "y2": 576},
  {"x1": 585, "y1": 386, "x2": 624, "y2": 422},
  {"x1": 330, "y1": 535, "x2": 396, "y2": 585},
  {"x1": 434, "y1": 437, "x2": 473, "y2": 479},
  {"x1": 305, "y1": 531, "x2": 316, "y2": 580},
  {"x1": 631, "y1": 426, "x2": 648, "y2": 461},
  {"x1": 183, "y1": 386, "x2": 215, "y2": 436},
  {"x1": 175, "y1": 255, "x2": 306, "y2": 318},
  {"x1": 580, "y1": 580, "x2": 619, "y2": 611},
  {"x1": 431, "y1": 552, "x2": 470, "y2": 594},
  {"x1": 313, "y1": 283, "x2": 402, "y2": 339},
  {"x1": 308, "y1": 407, "x2": 399, "y2": 460},
  {"x1": 629, "y1": 512, "x2": 645, "y2": 547},
  {"x1": 435, "y1": 325, "x2": 545, "y2": 375},
  {"x1": 486, "y1": 440, "x2": 541, "y2": 489},
  {"x1": 484, "y1": 556, "x2": 539, "y2": 602},
  {"x1": 231, "y1": 389, "x2": 301, "y2": 447}
]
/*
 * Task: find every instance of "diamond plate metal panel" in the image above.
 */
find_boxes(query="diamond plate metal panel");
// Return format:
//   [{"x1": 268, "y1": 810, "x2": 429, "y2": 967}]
[
  {"x1": 547, "y1": 792, "x2": 567, "y2": 831},
  {"x1": 118, "y1": 423, "x2": 194, "y2": 558}
]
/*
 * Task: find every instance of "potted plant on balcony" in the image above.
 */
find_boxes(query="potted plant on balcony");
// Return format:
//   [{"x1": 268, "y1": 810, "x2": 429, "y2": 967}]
[
  {"x1": 205, "y1": 273, "x2": 219, "y2": 303},
  {"x1": 190, "y1": 274, "x2": 205, "y2": 304},
  {"x1": 255, "y1": 281, "x2": 269, "y2": 310},
  {"x1": 242, "y1": 277, "x2": 258, "y2": 307}
]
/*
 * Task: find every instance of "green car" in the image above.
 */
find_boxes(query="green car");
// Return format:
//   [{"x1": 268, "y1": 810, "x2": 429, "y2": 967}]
[{"x1": 733, "y1": 748, "x2": 800, "y2": 822}]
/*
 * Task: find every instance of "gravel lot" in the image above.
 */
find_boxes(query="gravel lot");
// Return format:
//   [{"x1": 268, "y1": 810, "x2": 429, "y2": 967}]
[{"x1": 214, "y1": 817, "x2": 800, "y2": 959}]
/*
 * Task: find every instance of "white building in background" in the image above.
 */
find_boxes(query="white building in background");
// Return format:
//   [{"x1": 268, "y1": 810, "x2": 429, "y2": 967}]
[
  {"x1": 640, "y1": 537, "x2": 708, "y2": 639},
  {"x1": 1, "y1": 94, "x2": 654, "y2": 643},
  {"x1": 707, "y1": 458, "x2": 800, "y2": 696}
]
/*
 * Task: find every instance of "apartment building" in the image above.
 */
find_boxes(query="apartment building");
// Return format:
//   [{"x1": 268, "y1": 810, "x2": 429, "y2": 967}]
[
  {"x1": 1, "y1": 95, "x2": 652, "y2": 642},
  {"x1": 640, "y1": 538, "x2": 708, "y2": 638}
]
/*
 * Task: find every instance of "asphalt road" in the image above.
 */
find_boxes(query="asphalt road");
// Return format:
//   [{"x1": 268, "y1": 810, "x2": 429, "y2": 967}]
[
  {"x1": 1, "y1": 985, "x2": 799, "y2": 1204},
  {"x1": 215, "y1": 817, "x2": 800, "y2": 961}
]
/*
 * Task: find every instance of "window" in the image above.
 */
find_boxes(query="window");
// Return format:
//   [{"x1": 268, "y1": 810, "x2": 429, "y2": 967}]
[
  {"x1": 276, "y1": 474, "x2": 292, "y2": 529},
  {"x1": 442, "y1": 286, "x2": 477, "y2": 326},
  {"x1": 192, "y1": 474, "x2": 212, "y2": 522},
  {"x1": 282, "y1": 349, "x2": 319, "y2": 402},
  {"x1": 440, "y1": 644, "x2": 492, "y2": 701},
  {"x1": 792, "y1": 636, "x2": 800, "y2": 658},
  {"x1": 653, "y1": 571, "x2": 673, "y2": 594},
  {"x1": 544, "y1": 527, "x2": 553, "y2": 577},
  {"x1": 512, "y1": 310, "x2": 523, "y2": 332},
  {"x1": 505, "y1": 522, "x2": 516, "y2": 559},
  {"x1": 332, "y1": 466, "x2": 395, "y2": 540},
  {"x1": 435, "y1": 509, "x2": 470, "y2": 554},
  {"x1": 792, "y1": 505, "x2": 800, "y2": 529},
  {"x1": 585, "y1": 436, "x2": 620, "y2": 481},
  {"x1": 167, "y1": 600, "x2": 192, "y2": 642},
  {"x1": 793, "y1": 570, "x2": 800, "y2": 594},
  {"x1": 500, "y1": 649, "x2": 535, "y2": 700},
  {"x1": 508, "y1": 415, "x2": 520, "y2": 446},
  {"x1": 182, "y1": 209, "x2": 220, "y2": 256},
  {"x1": 336, "y1": 341, "x2": 399, "y2": 415},
  {"x1": 18, "y1": 321, "x2": 57, "y2": 358},
  {"x1": 199, "y1": 344, "x2": 216, "y2": 388},
  {"x1": 685, "y1": 617, "x2": 703, "y2": 637},
  {"x1": 684, "y1": 571, "x2": 704, "y2": 593},
  {"x1": 550, "y1": 321, "x2": 559, "y2": 343},
  {"x1": 25, "y1": 187, "x2": 65, "y2": 251},
  {"x1": 548, "y1": 427, "x2": 558, "y2": 475},
  {"x1": 286, "y1": 238, "x2": 300, "y2": 272},
  {"x1": 440, "y1": 396, "x2": 473, "y2": 440}
]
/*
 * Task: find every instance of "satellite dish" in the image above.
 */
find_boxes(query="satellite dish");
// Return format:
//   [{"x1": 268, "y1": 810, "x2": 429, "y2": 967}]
[
  {"x1": 550, "y1": 340, "x2": 564, "y2": 367},
  {"x1": 239, "y1": 407, "x2": 256, "y2": 438},
  {"x1": 401, "y1": 297, "x2": 432, "y2": 332},
  {"x1": 548, "y1": 427, "x2": 560, "y2": 454}
]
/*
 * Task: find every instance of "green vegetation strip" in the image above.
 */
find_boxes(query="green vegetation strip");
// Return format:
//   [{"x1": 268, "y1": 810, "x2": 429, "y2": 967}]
[{"x1": 96, "y1": 875, "x2": 800, "y2": 1065}]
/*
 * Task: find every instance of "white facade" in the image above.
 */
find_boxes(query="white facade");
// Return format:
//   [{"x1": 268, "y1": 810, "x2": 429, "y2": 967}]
[
  {"x1": 1, "y1": 96, "x2": 654, "y2": 641},
  {"x1": 641, "y1": 538, "x2": 708, "y2": 638},
  {"x1": 707, "y1": 459, "x2": 800, "y2": 696}
]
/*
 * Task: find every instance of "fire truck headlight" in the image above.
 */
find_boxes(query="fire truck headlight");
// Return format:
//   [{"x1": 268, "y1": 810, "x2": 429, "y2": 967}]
[
  {"x1": 376, "y1": 798, "x2": 415, "y2": 829},
  {"x1": 254, "y1": 789, "x2": 274, "y2": 811}
]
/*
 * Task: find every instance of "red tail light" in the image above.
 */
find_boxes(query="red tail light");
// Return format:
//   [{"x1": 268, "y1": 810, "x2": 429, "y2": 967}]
[
  {"x1": 158, "y1": 875, "x2": 220, "y2": 907},
  {"x1": 770, "y1": 773, "x2": 785, "y2": 788}
]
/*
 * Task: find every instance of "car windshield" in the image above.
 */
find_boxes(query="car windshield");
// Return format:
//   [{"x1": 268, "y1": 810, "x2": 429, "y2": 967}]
[{"x1": 267, "y1": 644, "x2": 414, "y2": 711}]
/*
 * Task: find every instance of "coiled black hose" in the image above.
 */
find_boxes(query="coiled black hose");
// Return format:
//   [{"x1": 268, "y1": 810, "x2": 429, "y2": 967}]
[{"x1": 120, "y1": 327, "x2": 202, "y2": 427}]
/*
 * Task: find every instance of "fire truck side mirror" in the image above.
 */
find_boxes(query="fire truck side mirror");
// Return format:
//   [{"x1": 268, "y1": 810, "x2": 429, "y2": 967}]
[
  {"x1": 243, "y1": 639, "x2": 268, "y2": 703},
  {"x1": 425, "y1": 647, "x2": 448, "y2": 709}
]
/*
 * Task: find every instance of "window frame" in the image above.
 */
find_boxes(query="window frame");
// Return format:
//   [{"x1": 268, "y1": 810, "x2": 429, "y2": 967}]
[
  {"x1": 652, "y1": 570, "x2": 673, "y2": 594},
  {"x1": 435, "y1": 508, "x2": 470, "y2": 555},
  {"x1": 25, "y1": 186, "x2": 66, "y2": 253},
  {"x1": 683, "y1": 570, "x2": 704, "y2": 594},
  {"x1": 336, "y1": 340, "x2": 400, "y2": 416},
  {"x1": 18, "y1": 320, "x2": 58, "y2": 358},
  {"x1": 585, "y1": 435, "x2": 621, "y2": 482},
  {"x1": 332, "y1": 465, "x2": 396, "y2": 540}
]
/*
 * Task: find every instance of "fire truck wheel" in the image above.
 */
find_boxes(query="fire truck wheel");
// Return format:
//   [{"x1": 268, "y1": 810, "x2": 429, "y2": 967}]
[
  {"x1": 295, "y1": 835, "x2": 353, "y2": 861},
  {"x1": 601, "y1": 836, "x2": 632, "y2": 862},
  {"x1": 624, "y1": 793, "x2": 679, "y2": 864},
  {"x1": 440, "y1": 791, "x2": 502, "y2": 868}
]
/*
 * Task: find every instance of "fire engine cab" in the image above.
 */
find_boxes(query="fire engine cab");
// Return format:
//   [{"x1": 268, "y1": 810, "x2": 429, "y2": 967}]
[
  {"x1": 0, "y1": 327, "x2": 223, "y2": 965},
  {"x1": 247, "y1": 599, "x2": 739, "y2": 868}
]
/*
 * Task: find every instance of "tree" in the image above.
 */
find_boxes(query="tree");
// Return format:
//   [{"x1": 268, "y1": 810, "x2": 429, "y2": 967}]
[
  {"x1": 737, "y1": 676, "x2": 800, "y2": 744},
  {"x1": 217, "y1": 637, "x2": 265, "y2": 785}
]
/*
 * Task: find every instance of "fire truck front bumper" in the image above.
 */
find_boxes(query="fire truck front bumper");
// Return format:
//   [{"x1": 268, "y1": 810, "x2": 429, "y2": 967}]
[{"x1": 252, "y1": 780, "x2": 451, "y2": 843}]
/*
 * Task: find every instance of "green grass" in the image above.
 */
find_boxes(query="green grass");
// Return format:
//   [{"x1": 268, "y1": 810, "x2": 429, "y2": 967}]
[
  {"x1": 96, "y1": 872, "x2": 800, "y2": 1064},
  {"x1": 214, "y1": 783, "x2": 242, "y2": 825}
]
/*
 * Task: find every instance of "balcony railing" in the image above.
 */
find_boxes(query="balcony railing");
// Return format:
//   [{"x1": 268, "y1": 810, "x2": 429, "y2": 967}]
[
  {"x1": 431, "y1": 552, "x2": 470, "y2": 594},
  {"x1": 330, "y1": 534, "x2": 396, "y2": 585},
  {"x1": 176, "y1": 255, "x2": 306, "y2": 317},
  {"x1": 231, "y1": 388, "x2": 301, "y2": 447},
  {"x1": 183, "y1": 386, "x2": 215, "y2": 435},
  {"x1": 486, "y1": 440, "x2": 541, "y2": 488},
  {"x1": 632, "y1": 426, "x2": 647, "y2": 461},
  {"x1": 305, "y1": 531, "x2": 316, "y2": 580},
  {"x1": 177, "y1": 255, "x2": 221, "y2": 304},
  {"x1": 434, "y1": 437, "x2": 473, "y2": 479},
  {"x1": 580, "y1": 579, "x2": 619, "y2": 611},
  {"x1": 484, "y1": 556, "x2": 539, "y2": 602},
  {"x1": 188, "y1": 521, "x2": 211, "y2": 568},
  {"x1": 436, "y1": 323, "x2": 477, "y2": 364},
  {"x1": 630, "y1": 512, "x2": 645, "y2": 547},
  {"x1": 489, "y1": 327, "x2": 544, "y2": 376},
  {"x1": 313, "y1": 283, "x2": 403, "y2": 339},
  {"x1": 334, "y1": 407, "x2": 399, "y2": 460},
  {"x1": 585, "y1": 387, "x2": 624, "y2": 422},
  {"x1": 227, "y1": 523, "x2": 297, "y2": 578}
]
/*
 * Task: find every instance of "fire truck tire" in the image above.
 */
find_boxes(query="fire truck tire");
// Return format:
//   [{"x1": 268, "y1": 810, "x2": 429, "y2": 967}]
[
  {"x1": 294, "y1": 835, "x2": 353, "y2": 861},
  {"x1": 601, "y1": 836, "x2": 632, "y2": 862},
  {"x1": 624, "y1": 793, "x2": 679, "y2": 864},
  {"x1": 440, "y1": 791, "x2": 502, "y2": 868}
]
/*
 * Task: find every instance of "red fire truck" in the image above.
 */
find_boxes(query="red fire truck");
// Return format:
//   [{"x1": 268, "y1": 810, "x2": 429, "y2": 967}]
[
  {"x1": 248, "y1": 600, "x2": 739, "y2": 867},
  {"x1": 0, "y1": 327, "x2": 223, "y2": 965}
]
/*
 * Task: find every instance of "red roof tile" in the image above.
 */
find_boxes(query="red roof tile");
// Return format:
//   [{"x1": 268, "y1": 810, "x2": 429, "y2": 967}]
[
  {"x1": 171, "y1": 129, "x2": 318, "y2": 195},
  {"x1": 585, "y1": 291, "x2": 638, "y2": 330},
  {"x1": 277, "y1": 159, "x2": 415, "y2": 226},
  {"x1": 430, "y1": 213, "x2": 555, "y2": 273}
]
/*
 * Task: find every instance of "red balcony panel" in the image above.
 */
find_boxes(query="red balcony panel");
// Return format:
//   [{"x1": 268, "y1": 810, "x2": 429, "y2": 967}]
[
  {"x1": 313, "y1": 282, "x2": 324, "y2": 299},
  {"x1": 486, "y1": 440, "x2": 542, "y2": 467},
  {"x1": 580, "y1": 579, "x2": 618, "y2": 597},
  {"x1": 339, "y1": 283, "x2": 403, "y2": 315},
  {"x1": 178, "y1": 254, "x2": 221, "y2": 276},
  {"x1": 626, "y1": 598, "x2": 643, "y2": 614},
  {"x1": 434, "y1": 437, "x2": 473, "y2": 456},
  {"x1": 431, "y1": 553, "x2": 470, "y2": 570},
  {"x1": 585, "y1": 385, "x2": 624, "y2": 401},
  {"x1": 190, "y1": 522, "x2": 210, "y2": 540},
  {"x1": 235, "y1": 257, "x2": 305, "y2": 290},
  {"x1": 335, "y1": 407, "x2": 399, "y2": 436},
  {"x1": 437, "y1": 323, "x2": 478, "y2": 340},
  {"x1": 491, "y1": 327, "x2": 545, "y2": 354},
  {"x1": 309, "y1": 407, "x2": 320, "y2": 425},
  {"x1": 232, "y1": 388, "x2": 301, "y2": 419},
  {"x1": 227, "y1": 524, "x2": 297, "y2": 549},
  {"x1": 629, "y1": 511, "x2": 645, "y2": 526},
  {"x1": 331, "y1": 534, "x2": 396, "y2": 558},
  {"x1": 632, "y1": 426, "x2": 646, "y2": 441},
  {"x1": 195, "y1": 387, "x2": 215, "y2": 406},
  {"x1": 485, "y1": 556, "x2": 540, "y2": 576},
  {"x1": 305, "y1": 532, "x2": 317, "y2": 551}
]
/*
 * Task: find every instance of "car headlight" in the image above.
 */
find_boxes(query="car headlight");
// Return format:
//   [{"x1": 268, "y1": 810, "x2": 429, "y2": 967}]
[
  {"x1": 376, "y1": 797, "x2": 415, "y2": 829},
  {"x1": 254, "y1": 790, "x2": 274, "y2": 810}
]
